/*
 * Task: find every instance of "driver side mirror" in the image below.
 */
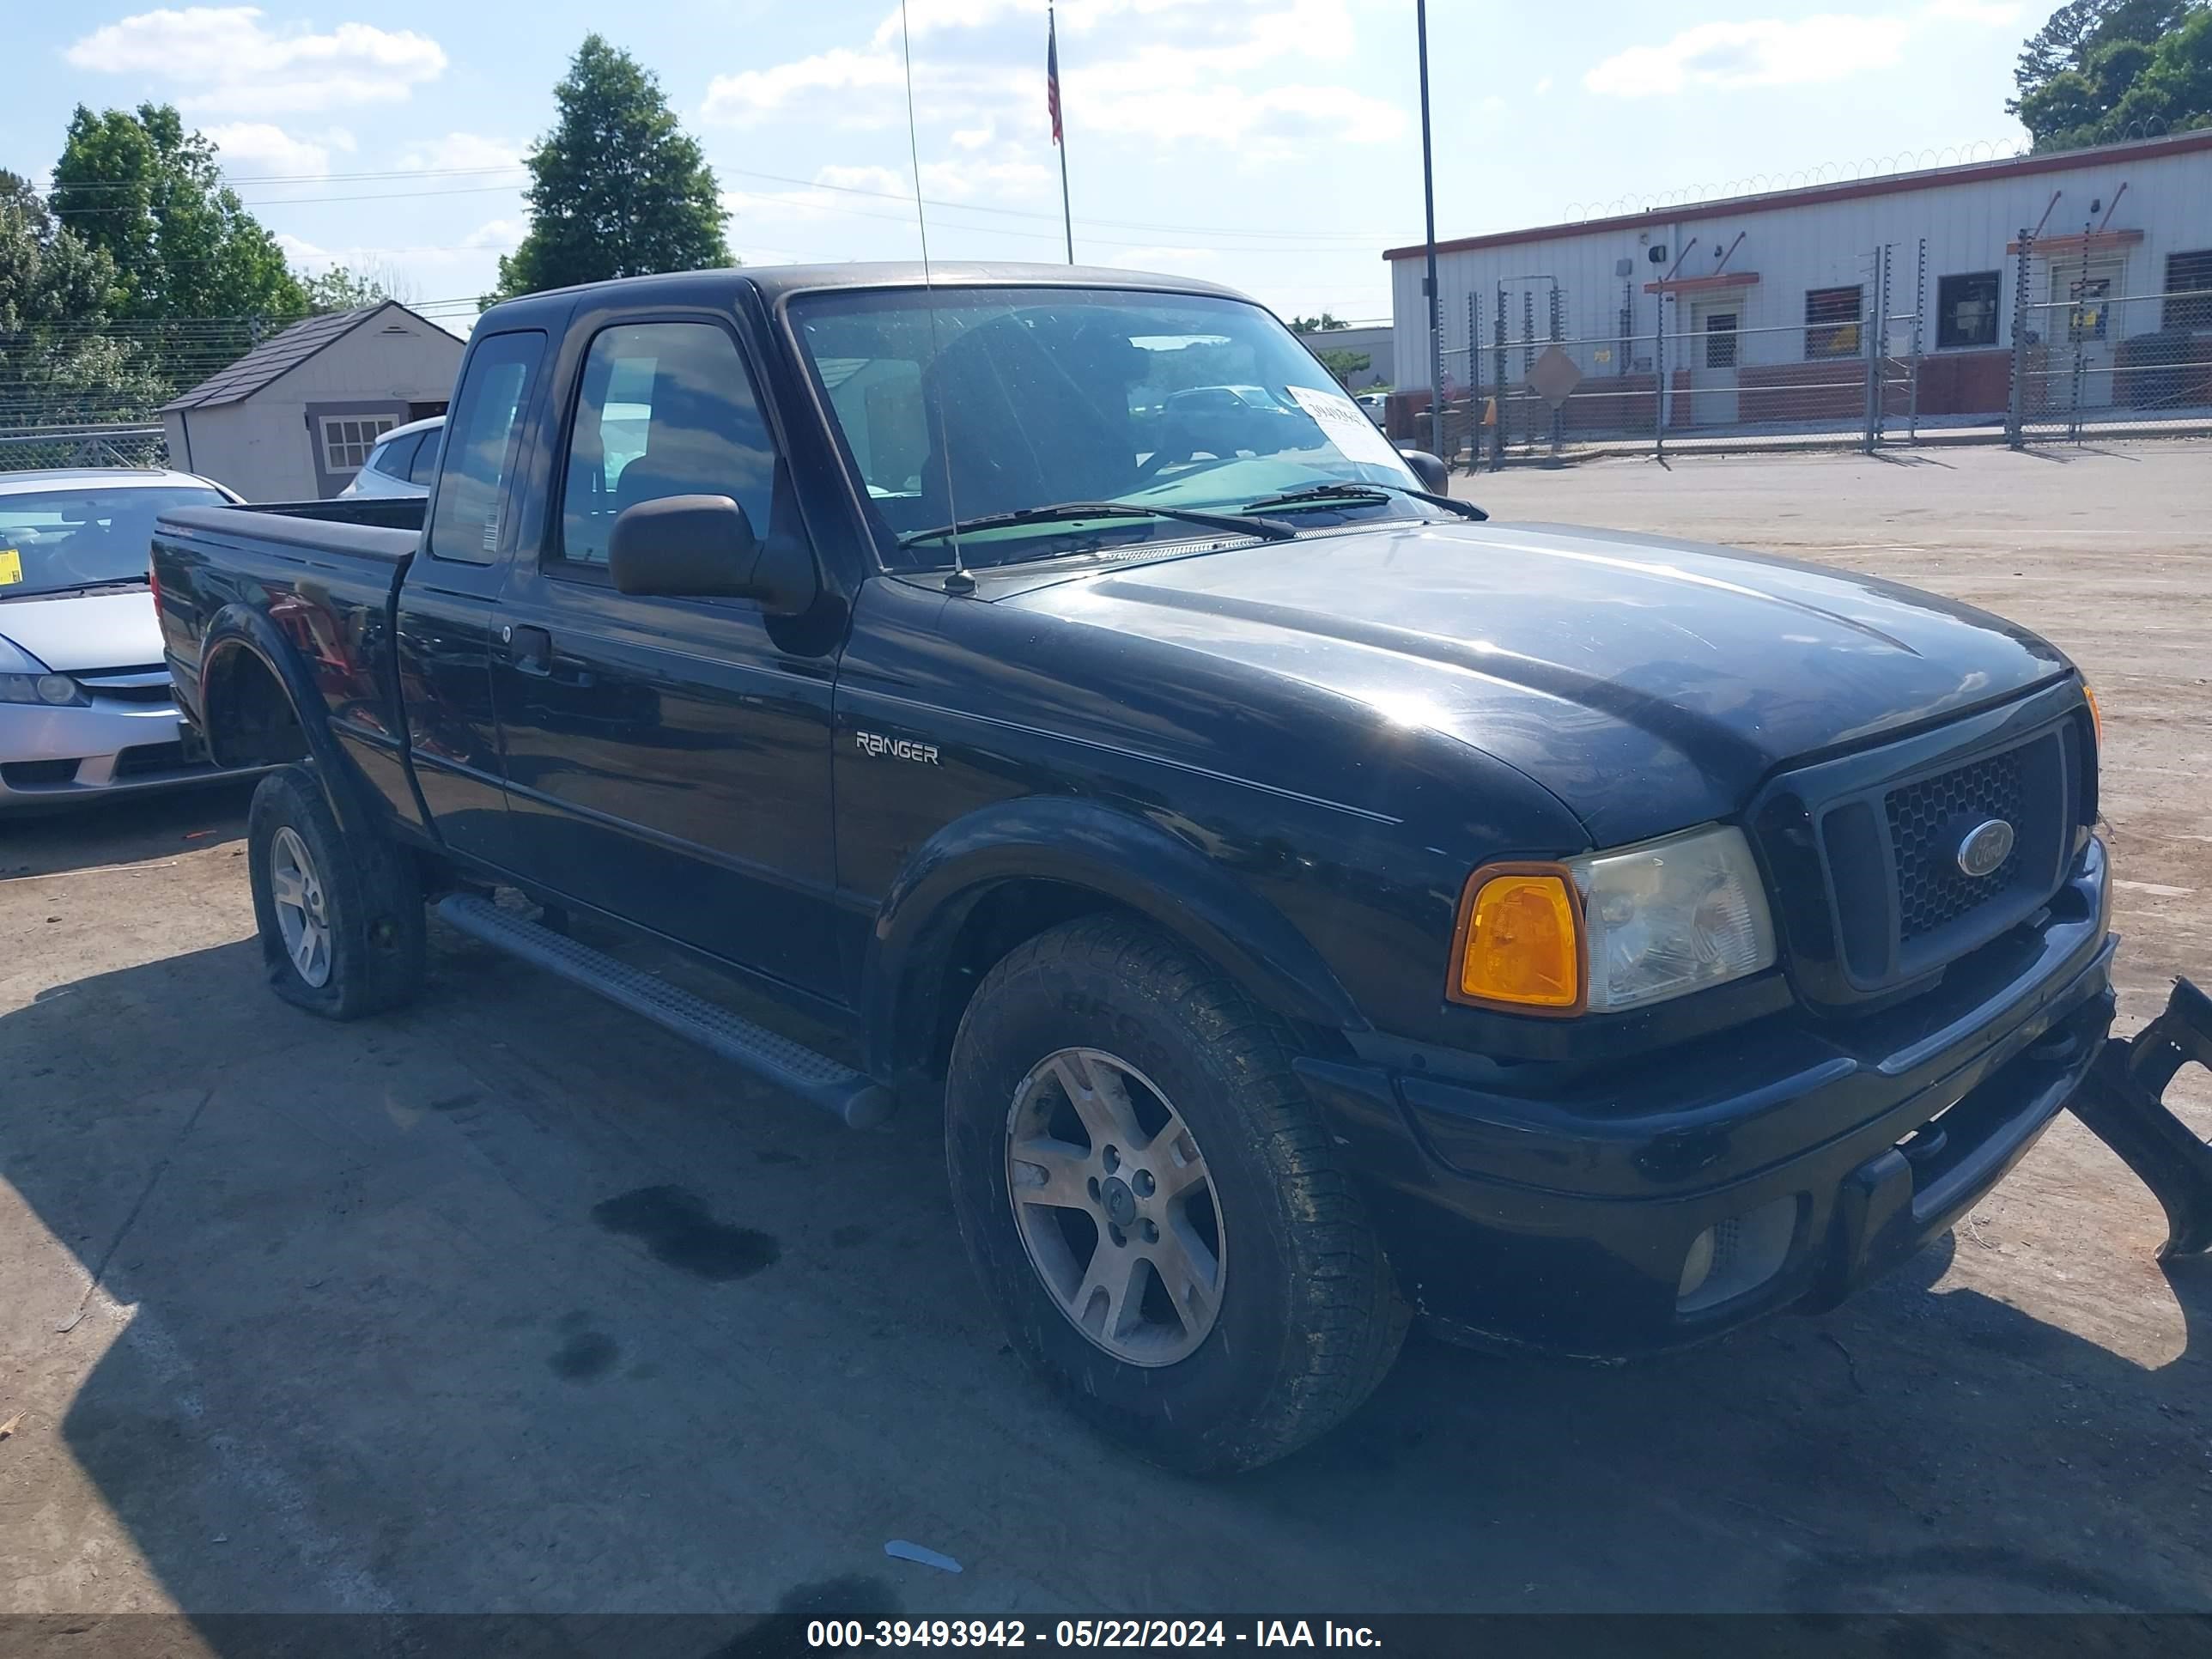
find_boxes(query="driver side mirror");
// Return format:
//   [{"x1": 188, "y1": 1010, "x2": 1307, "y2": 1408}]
[
  {"x1": 608, "y1": 494, "x2": 817, "y2": 616},
  {"x1": 1397, "y1": 448, "x2": 1451, "y2": 494}
]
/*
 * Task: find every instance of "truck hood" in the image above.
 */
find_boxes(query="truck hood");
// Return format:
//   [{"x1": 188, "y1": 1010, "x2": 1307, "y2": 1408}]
[
  {"x1": 997, "y1": 520, "x2": 2070, "y2": 846},
  {"x1": 0, "y1": 590, "x2": 163, "y2": 674}
]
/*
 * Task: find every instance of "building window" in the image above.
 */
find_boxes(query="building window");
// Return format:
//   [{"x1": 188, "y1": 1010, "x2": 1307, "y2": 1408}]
[
  {"x1": 2068, "y1": 274, "x2": 2112, "y2": 343},
  {"x1": 321, "y1": 416, "x2": 394, "y2": 474},
  {"x1": 1804, "y1": 286, "x2": 1863, "y2": 359},
  {"x1": 1704, "y1": 313, "x2": 1739, "y2": 368},
  {"x1": 2166, "y1": 250, "x2": 2212, "y2": 330},
  {"x1": 1936, "y1": 271, "x2": 2000, "y2": 349}
]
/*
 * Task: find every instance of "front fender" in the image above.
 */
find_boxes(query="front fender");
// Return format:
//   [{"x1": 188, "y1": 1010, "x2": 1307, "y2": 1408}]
[
  {"x1": 860, "y1": 794, "x2": 1368, "y2": 1087},
  {"x1": 200, "y1": 605, "x2": 377, "y2": 836}
]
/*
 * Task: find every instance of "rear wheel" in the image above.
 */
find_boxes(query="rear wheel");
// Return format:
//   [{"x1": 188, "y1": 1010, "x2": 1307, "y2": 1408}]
[
  {"x1": 946, "y1": 915, "x2": 1406, "y2": 1473},
  {"x1": 246, "y1": 764, "x2": 424, "y2": 1020}
]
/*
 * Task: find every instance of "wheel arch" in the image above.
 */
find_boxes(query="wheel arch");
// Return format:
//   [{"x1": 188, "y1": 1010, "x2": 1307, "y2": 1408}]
[
  {"x1": 860, "y1": 796, "x2": 1366, "y2": 1096},
  {"x1": 199, "y1": 606, "x2": 372, "y2": 834}
]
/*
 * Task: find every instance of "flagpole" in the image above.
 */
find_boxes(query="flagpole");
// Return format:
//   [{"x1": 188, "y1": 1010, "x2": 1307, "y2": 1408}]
[{"x1": 1051, "y1": 2, "x2": 1073, "y2": 263}]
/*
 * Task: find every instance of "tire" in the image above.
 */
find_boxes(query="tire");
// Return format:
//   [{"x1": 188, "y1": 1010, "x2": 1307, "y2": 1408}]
[
  {"x1": 246, "y1": 763, "x2": 425, "y2": 1020},
  {"x1": 945, "y1": 915, "x2": 1407, "y2": 1474}
]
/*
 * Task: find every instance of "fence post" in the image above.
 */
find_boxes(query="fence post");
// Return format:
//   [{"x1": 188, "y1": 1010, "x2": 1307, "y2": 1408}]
[
  {"x1": 1907, "y1": 236, "x2": 1925, "y2": 443},
  {"x1": 2006, "y1": 230, "x2": 2032, "y2": 449},
  {"x1": 1468, "y1": 289, "x2": 1480, "y2": 472},
  {"x1": 1862, "y1": 246, "x2": 1883, "y2": 453},
  {"x1": 1654, "y1": 298, "x2": 1667, "y2": 462},
  {"x1": 1492, "y1": 287, "x2": 1507, "y2": 471}
]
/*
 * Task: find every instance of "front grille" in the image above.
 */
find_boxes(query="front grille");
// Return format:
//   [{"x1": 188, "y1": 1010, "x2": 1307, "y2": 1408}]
[
  {"x1": 113, "y1": 740, "x2": 188, "y2": 778},
  {"x1": 1, "y1": 759, "x2": 82, "y2": 788},
  {"x1": 1887, "y1": 748, "x2": 2027, "y2": 944},
  {"x1": 74, "y1": 666, "x2": 175, "y2": 704},
  {"x1": 1805, "y1": 720, "x2": 2077, "y2": 993}
]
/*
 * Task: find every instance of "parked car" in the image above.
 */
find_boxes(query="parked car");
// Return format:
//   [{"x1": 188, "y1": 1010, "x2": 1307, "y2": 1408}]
[
  {"x1": 338, "y1": 415, "x2": 443, "y2": 498},
  {"x1": 1356, "y1": 390, "x2": 1388, "y2": 425},
  {"x1": 0, "y1": 467, "x2": 264, "y2": 811},
  {"x1": 149, "y1": 264, "x2": 2212, "y2": 1473}
]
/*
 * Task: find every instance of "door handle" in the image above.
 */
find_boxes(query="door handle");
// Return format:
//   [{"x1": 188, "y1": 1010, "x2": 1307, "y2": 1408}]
[{"x1": 504, "y1": 623, "x2": 553, "y2": 676}]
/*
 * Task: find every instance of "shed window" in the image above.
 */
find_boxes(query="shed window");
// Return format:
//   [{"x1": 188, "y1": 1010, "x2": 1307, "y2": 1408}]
[
  {"x1": 1804, "y1": 286, "x2": 1863, "y2": 359},
  {"x1": 2166, "y1": 251, "x2": 2212, "y2": 330},
  {"x1": 1936, "y1": 271, "x2": 2000, "y2": 349},
  {"x1": 321, "y1": 416, "x2": 394, "y2": 473}
]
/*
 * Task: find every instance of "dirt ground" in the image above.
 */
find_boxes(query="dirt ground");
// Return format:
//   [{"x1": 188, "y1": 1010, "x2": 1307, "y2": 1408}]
[{"x1": 2, "y1": 440, "x2": 2209, "y2": 1624}]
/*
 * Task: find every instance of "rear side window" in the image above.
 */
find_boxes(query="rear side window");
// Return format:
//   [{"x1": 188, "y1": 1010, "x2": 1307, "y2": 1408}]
[
  {"x1": 556, "y1": 320, "x2": 777, "y2": 568},
  {"x1": 406, "y1": 427, "x2": 443, "y2": 485},
  {"x1": 427, "y1": 331, "x2": 545, "y2": 565},
  {"x1": 369, "y1": 430, "x2": 425, "y2": 479}
]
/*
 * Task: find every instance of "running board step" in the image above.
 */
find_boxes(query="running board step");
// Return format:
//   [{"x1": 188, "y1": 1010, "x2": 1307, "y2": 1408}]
[{"x1": 434, "y1": 893, "x2": 895, "y2": 1129}]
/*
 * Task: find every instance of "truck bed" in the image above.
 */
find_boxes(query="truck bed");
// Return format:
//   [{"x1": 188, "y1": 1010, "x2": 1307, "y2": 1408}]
[{"x1": 151, "y1": 498, "x2": 423, "y2": 797}]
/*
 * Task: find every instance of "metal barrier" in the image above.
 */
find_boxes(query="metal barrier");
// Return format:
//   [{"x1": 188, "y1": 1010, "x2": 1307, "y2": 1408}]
[
  {"x1": 2011, "y1": 284, "x2": 2212, "y2": 444},
  {"x1": 0, "y1": 426, "x2": 170, "y2": 472}
]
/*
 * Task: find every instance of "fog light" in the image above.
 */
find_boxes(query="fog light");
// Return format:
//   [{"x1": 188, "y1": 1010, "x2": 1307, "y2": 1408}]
[
  {"x1": 1676, "y1": 1196, "x2": 1799, "y2": 1314},
  {"x1": 36, "y1": 674, "x2": 78, "y2": 706},
  {"x1": 1679, "y1": 1227, "x2": 1717, "y2": 1301}
]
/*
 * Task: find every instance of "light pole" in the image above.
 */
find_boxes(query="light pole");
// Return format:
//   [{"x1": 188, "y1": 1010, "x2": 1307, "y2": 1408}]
[{"x1": 1416, "y1": 0, "x2": 1445, "y2": 464}]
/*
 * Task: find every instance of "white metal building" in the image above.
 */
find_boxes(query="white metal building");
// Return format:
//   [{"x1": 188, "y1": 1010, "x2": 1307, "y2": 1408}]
[
  {"x1": 1385, "y1": 129, "x2": 2212, "y2": 429},
  {"x1": 161, "y1": 301, "x2": 462, "y2": 501}
]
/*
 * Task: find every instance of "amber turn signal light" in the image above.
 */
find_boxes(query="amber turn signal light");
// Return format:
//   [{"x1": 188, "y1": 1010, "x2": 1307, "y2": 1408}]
[
  {"x1": 2081, "y1": 680, "x2": 2102, "y2": 744},
  {"x1": 1447, "y1": 862, "x2": 1586, "y2": 1014}
]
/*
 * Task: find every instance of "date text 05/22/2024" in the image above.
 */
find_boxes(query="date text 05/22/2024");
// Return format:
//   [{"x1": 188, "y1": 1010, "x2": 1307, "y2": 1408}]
[{"x1": 805, "y1": 1621, "x2": 1382, "y2": 1649}]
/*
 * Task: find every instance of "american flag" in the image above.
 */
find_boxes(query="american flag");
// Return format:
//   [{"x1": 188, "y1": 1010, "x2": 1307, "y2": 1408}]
[{"x1": 1047, "y1": 9, "x2": 1063, "y2": 145}]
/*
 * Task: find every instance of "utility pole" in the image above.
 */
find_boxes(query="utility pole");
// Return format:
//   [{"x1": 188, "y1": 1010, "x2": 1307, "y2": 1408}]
[{"x1": 1417, "y1": 0, "x2": 1445, "y2": 463}]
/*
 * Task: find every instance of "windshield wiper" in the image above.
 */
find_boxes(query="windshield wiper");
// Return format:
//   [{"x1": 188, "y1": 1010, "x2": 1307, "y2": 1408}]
[
  {"x1": 1241, "y1": 482, "x2": 1488, "y2": 521},
  {"x1": 899, "y1": 500, "x2": 1297, "y2": 552}
]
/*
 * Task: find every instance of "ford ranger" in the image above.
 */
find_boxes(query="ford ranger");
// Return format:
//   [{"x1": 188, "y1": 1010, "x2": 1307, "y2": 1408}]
[{"x1": 149, "y1": 264, "x2": 2212, "y2": 1474}]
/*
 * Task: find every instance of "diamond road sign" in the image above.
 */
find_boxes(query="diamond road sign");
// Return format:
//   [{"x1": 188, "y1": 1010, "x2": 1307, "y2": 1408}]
[{"x1": 1526, "y1": 345, "x2": 1583, "y2": 410}]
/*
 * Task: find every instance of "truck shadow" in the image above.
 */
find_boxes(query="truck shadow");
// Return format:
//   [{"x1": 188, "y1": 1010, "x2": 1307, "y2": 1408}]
[
  {"x1": 3, "y1": 937, "x2": 2207, "y2": 1623},
  {"x1": 0, "y1": 781, "x2": 253, "y2": 880}
]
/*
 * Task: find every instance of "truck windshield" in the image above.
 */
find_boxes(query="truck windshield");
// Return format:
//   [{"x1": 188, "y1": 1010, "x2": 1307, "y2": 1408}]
[
  {"x1": 790, "y1": 287, "x2": 1436, "y2": 570},
  {"x1": 0, "y1": 486, "x2": 227, "y2": 599}
]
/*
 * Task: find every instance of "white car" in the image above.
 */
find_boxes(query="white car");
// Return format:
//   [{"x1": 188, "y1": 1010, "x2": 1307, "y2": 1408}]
[
  {"x1": 338, "y1": 415, "x2": 443, "y2": 498},
  {"x1": 0, "y1": 468, "x2": 254, "y2": 811}
]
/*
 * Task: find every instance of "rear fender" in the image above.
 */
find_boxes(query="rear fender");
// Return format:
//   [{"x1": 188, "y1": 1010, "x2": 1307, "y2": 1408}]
[
  {"x1": 199, "y1": 605, "x2": 378, "y2": 836},
  {"x1": 861, "y1": 795, "x2": 1366, "y2": 1090}
]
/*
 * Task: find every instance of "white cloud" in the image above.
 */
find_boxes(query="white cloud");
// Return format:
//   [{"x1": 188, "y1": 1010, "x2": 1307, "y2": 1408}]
[
  {"x1": 1926, "y1": 0, "x2": 2021, "y2": 21},
  {"x1": 702, "y1": 47, "x2": 906, "y2": 125},
  {"x1": 276, "y1": 231, "x2": 338, "y2": 273},
  {"x1": 1584, "y1": 15, "x2": 1912, "y2": 96},
  {"x1": 65, "y1": 7, "x2": 446, "y2": 115},
  {"x1": 206, "y1": 122, "x2": 333, "y2": 176},
  {"x1": 950, "y1": 125, "x2": 995, "y2": 150},
  {"x1": 397, "y1": 132, "x2": 525, "y2": 173},
  {"x1": 813, "y1": 164, "x2": 911, "y2": 196},
  {"x1": 921, "y1": 158, "x2": 1051, "y2": 199},
  {"x1": 1534, "y1": 75, "x2": 1554, "y2": 95},
  {"x1": 463, "y1": 219, "x2": 523, "y2": 249}
]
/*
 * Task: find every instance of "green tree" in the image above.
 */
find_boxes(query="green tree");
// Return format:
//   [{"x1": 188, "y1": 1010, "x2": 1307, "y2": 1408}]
[
  {"x1": 2011, "y1": 0, "x2": 2209, "y2": 148},
  {"x1": 490, "y1": 35, "x2": 732, "y2": 301},
  {"x1": 48, "y1": 103, "x2": 305, "y2": 321},
  {"x1": 302, "y1": 263, "x2": 410, "y2": 313},
  {"x1": 0, "y1": 173, "x2": 167, "y2": 427},
  {"x1": 1316, "y1": 348, "x2": 1371, "y2": 386},
  {"x1": 1291, "y1": 313, "x2": 1350, "y2": 332}
]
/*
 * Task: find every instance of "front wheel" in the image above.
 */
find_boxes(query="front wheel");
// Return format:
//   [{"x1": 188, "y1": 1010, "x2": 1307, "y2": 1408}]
[
  {"x1": 246, "y1": 764, "x2": 425, "y2": 1020},
  {"x1": 946, "y1": 915, "x2": 1407, "y2": 1473}
]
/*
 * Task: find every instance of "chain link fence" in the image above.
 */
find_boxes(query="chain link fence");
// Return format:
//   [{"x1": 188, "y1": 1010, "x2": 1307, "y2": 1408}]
[
  {"x1": 1397, "y1": 238, "x2": 2212, "y2": 467},
  {"x1": 0, "y1": 425, "x2": 170, "y2": 473}
]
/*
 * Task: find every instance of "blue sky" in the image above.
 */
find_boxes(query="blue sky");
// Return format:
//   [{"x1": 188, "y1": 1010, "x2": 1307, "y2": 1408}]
[{"x1": 14, "y1": 0, "x2": 2042, "y2": 326}]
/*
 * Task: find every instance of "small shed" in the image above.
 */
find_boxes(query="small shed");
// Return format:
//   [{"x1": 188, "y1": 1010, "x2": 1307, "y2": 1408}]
[{"x1": 161, "y1": 301, "x2": 463, "y2": 501}]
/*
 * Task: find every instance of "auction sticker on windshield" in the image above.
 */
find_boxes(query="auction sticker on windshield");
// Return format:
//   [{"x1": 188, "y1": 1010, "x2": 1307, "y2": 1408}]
[
  {"x1": 1285, "y1": 384, "x2": 1406, "y2": 471},
  {"x1": 0, "y1": 549, "x2": 21, "y2": 586}
]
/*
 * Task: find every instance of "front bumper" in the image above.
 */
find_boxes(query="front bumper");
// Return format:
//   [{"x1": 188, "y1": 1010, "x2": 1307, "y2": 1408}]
[
  {"x1": 0, "y1": 696, "x2": 246, "y2": 809},
  {"x1": 1299, "y1": 839, "x2": 2150, "y2": 1357}
]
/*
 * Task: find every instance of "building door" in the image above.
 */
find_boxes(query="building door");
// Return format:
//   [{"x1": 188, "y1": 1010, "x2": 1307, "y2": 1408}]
[
  {"x1": 1687, "y1": 299, "x2": 1741, "y2": 425},
  {"x1": 2046, "y1": 257, "x2": 2127, "y2": 414}
]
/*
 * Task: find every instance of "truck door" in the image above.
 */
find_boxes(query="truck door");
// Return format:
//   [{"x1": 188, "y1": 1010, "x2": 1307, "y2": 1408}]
[
  {"x1": 488, "y1": 312, "x2": 844, "y2": 999},
  {"x1": 392, "y1": 327, "x2": 548, "y2": 863}
]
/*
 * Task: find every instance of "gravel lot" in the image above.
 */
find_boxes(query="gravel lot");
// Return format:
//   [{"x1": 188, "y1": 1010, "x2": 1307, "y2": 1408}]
[{"x1": 3, "y1": 439, "x2": 2208, "y2": 1625}]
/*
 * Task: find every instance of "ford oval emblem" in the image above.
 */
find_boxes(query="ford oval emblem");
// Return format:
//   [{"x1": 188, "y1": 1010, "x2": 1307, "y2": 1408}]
[{"x1": 1957, "y1": 818, "x2": 2015, "y2": 878}]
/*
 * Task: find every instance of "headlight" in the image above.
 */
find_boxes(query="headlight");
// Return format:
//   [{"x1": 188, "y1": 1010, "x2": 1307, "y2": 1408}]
[
  {"x1": 0, "y1": 636, "x2": 88, "y2": 707},
  {"x1": 1449, "y1": 824, "x2": 1777, "y2": 1017},
  {"x1": 1569, "y1": 824, "x2": 1777, "y2": 1012}
]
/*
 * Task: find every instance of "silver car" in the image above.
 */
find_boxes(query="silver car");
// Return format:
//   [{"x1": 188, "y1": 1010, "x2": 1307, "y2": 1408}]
[
  {"x1": 0, "y1": 468, "x2": 253, "y2": 811},
  {"x1": 338, "y1": 415, "x2": 442, "y2": 498}
]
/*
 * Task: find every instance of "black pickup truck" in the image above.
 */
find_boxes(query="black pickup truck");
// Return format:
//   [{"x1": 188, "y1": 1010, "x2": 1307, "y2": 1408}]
[{"x1": 151, "y1": 263, "x2": 2212, "y2": 1473}]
